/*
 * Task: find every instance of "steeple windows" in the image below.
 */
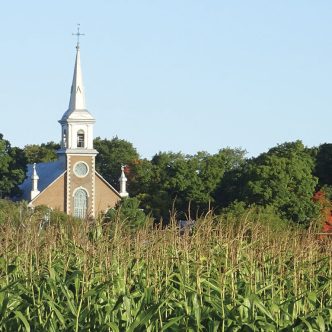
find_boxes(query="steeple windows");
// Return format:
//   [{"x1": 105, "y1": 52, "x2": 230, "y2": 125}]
[
  {"x1": 77, "y1": 130, "x2": 85, "y2": 148},
  {"x1": 62, "y1": 128, "x2": 67, "y2": 148}
]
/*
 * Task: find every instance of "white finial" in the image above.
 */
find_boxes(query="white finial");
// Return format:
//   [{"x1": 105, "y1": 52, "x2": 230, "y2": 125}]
[
  {"x1": 119, "y1": 165, "x2": 129, "y2": 198},
  {"x1": 31, "y1": 163, "x2": 40, "y2": 200}
]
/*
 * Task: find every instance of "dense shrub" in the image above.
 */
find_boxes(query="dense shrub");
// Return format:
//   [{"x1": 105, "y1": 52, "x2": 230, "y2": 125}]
[{"x1": 105, "y1": 197, "x2": 150, "y2": 230}]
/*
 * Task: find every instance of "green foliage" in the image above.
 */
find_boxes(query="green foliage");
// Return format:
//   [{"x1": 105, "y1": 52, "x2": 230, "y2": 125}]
[
  {"x1": 132, "y1": 148, "x2": 246, "y2": 221},
  {"x1": 218, "y1": 141, "x2": 319, "y2": 224},
  {"x1": 314, "y1": 143, "x2": 332, "y2": 187},
  {"x1": 105, "y1": 197, "x2": 149, "y2": 229},
  {"x1": 0, "y1": 199, "x2": 21, "y2": 224},
  {"x1": 220, "y1": 200, "x2": 249, "y2": 221},
  {"x1": 319, "y1": 184, "x2": 332, "y2": 201},
  {"x1": 24, "y1": 141, "x2": 60, "y2": 163},
  {"x1": 33, "y1": 205, "x2": 71, "y2": 224},
  {"x1": 0, "y1": 211, "x2": 332, "y2": 330},
  {"x1": 0, "y1": 201, "x2": 72, "y2": 227},
  {"x1": 0, "y1": 134, "x2": 27, "y2": 197},
  {"x1": 221, "y1": 202, "x2": 295, "y2": 232},
  {"x1": 248, "y1": 141, "x2": 319, "y2": 223},
  {"x1": 94, "y1": 137, "x2": 139, "y2": 188}
]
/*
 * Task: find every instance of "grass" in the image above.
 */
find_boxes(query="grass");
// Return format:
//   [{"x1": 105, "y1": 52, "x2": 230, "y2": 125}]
[{"x1": 0, "y1": 205, "x2": 332, "y2": 331}]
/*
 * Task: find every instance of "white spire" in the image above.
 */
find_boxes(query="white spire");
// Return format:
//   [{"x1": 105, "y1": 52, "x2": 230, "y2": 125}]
[
  {"x1": 68, "y1": 45, "x2": 86, "y2": 111},
  {"x1": 58, "y1": 36, "x2": 97, "y2": 153},
  {"x1": 119, "y1": 166, "x2": 129, "y2": 198},
  {"x1": 31, "y1": 163, "x2": 40, "y2": 200},
  {"x1": 59, "y1": 42, "x2": 95, "y2": 123}
]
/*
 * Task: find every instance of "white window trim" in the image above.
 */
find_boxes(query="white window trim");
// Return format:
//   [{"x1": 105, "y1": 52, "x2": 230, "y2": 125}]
[{"x1": 72, "y1": 186, "x2": 90, "y2": 197}]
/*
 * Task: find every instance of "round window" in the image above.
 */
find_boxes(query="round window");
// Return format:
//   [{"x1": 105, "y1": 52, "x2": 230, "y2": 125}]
[{"x1": 74, "y1": 162, "x2": 89, "y2": 177}]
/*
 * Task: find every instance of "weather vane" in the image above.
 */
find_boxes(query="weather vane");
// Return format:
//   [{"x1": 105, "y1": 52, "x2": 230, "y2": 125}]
[{"x1": 72, "y1": 23, "x2": 85, "y2": 48}]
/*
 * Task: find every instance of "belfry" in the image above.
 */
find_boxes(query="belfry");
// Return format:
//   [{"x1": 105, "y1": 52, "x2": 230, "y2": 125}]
[{"x1": 19, "y1": 33, "x2": 126, "y2": 218}]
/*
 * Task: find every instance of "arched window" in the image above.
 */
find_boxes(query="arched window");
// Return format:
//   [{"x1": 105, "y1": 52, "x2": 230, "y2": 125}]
[
  {"x1": 73, "y1": 188, "x2": 88, "y2": 218},
  {"x1": 77, "y1": 130, "x2": 85, "y2": 148}
]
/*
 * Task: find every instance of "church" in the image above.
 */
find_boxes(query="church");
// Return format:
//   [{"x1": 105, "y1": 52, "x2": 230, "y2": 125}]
[{"x1": 19, "y1": 39, "x2": 128, "y2": 218}]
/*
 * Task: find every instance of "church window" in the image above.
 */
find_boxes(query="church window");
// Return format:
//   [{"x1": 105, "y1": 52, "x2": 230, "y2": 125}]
[
  {"x1": 74, "y1": 188, "x2": 88, "y2": 218},
  {"x1": 77, "y1": 130, "x2": 85, "y2": 148},
  {"x1": 63, "y1": 128, "x2": 67, "y2": 148},
  {"x1": 74, "y1": 162, "x2": 89, "y2": 177}
]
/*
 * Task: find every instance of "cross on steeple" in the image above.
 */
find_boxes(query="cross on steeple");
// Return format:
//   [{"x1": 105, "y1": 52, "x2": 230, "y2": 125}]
[{"x1": 72, "y1": 24, "x2": 85, "y2": 48}]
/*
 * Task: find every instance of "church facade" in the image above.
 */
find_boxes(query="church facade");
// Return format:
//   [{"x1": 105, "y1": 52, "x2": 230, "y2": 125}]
[{"x1": 19, "y1": 42, "x2": 128, "y2": 218}]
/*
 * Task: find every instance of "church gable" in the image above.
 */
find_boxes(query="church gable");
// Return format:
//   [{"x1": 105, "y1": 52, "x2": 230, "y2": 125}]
[
  {"x1": 94, "y1": 172, "x2": 121, "y2": 214},
  {"x1": 31, "y1": 173, "x2": 66, "y2": 211}
]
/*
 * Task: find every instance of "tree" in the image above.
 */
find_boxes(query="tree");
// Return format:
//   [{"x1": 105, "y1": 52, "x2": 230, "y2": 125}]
[
  {"x1": 196, "y1": 148, "x2": 246, "y2": 203},
  {"x1": 164, "y1": 149, "x2": 246, "y2": 216},
  {"x1": 130, "y1": 148, "x2": 246, "y2": 221},
  {"x1": 132, "y1": 152, "x2": 182, "y2": 221},
  {"x1": 0, "y1": 134, "x2": 27, "y2": 197},
  {"x1": 24, "y1": 141, "x2": 60, "y2": 164},
  {"x1": 218, "y1": 141, "x2": 319, "y2": 224},
  {"x1": 314, "y1": 143, "x2": 332, "y2": 187},
  {"x1": 214, "y1": 163, "x2": 250, "y2": 209},
  {"x1": 94, "y1": 137, "x2": 139, "y2": 189}
]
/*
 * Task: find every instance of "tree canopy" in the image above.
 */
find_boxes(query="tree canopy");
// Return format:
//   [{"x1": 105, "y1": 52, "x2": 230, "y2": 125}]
[
  {"x1": 217, "y1": 141, "x2": 319, "y2": 224},
  {"x1": 130, "y1": 148, "x2": 246, "y2": 221},
  {"x1": 0, "y1": 134, "x2": 27, "y2": 198},
  {"x1": 94, "y1": 137, "x2": 139, "y2": 189},
  {"x1": 24, "y1": 142, "x2": 60, "y2": 164},
  {"x1": 314, "y1": 143, "x2": 332, "y2": 187}
]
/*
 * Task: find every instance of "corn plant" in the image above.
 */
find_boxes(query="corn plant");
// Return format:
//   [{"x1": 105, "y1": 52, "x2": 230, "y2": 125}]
[{"x1": 0, "y1": 210, "x2": 331, "y2": 331}]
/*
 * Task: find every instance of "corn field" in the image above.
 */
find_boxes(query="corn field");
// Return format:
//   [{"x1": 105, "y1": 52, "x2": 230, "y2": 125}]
[{"x1": 0, "y1": 210, "x2": 332, "y2": 331}]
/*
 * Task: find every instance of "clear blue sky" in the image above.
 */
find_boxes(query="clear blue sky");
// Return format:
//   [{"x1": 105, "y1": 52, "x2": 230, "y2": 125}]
[{"x1": 1, "y1": 1, "x2": 332, "y2": 159}]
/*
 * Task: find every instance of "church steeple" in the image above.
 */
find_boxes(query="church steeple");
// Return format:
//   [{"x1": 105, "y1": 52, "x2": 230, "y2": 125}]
[
  {"x1": 59, "y1": 42, "x2": 94, "y2": 124},
  {"x1": 68, "y1": 45, "x2": 86, "y2": 111},
  {"x1": 18, "y1": 26, "x2": 122, "y2": 220},
  {"x1": 58, "y1": 30, "x2": 96, "y2": 153}
]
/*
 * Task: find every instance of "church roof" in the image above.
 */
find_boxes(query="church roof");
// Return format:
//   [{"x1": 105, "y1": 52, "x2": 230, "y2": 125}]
[
  {"x1": 19, "y1": 160, "x2": 66, "y2": 201},
  {"x1": 59, "y1": 45, "x2": 95, "y2": 123}
]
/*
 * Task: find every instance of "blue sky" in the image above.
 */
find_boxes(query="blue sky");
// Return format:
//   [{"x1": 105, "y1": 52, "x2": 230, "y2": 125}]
[{"x1": 1, "y1": 1, "x2": 332, "y2": 158}]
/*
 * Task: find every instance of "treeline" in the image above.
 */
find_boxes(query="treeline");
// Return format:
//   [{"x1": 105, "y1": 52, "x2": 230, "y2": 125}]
[{"x1": 1, "y1": 133, "x2": 332, "y2": 225}]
